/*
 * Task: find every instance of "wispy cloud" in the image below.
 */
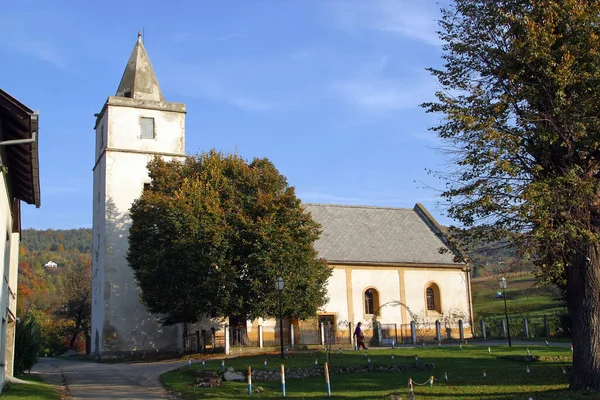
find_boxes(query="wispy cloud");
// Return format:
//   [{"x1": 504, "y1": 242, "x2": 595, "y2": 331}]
[
  {"x1": 170, "y1": 32, "x2": 244, "y2": 43},
  {"x1": 163, "y1": 64, "x2": 273, "y2": 112},
  {"x1": 328, "y1": 0, "x2": 443, "y2": 46},
  {"x1": 330, "y1": 58, "x2": 437, "y2": 112},
  {"x1": 298, "y1": 191, "x2": 431, "y2": 207},
  {"x1": 331, "y1": 79, "x2": 423, "y2": 110},
  {"x1": 0, "y1": 12, "x2": 66, "y2": 69},
  {"x1": 17, "y1": 40, "x2": 66, "y2": 69}
]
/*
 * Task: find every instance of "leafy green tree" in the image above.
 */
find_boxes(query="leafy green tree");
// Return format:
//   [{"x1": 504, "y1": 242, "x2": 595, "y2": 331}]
[
  {"x1": 127, "y1": 151, "x2": 331, "y2": 325},
  {"x1": 424, "y1": 0, "x2": 600, "y2": 390},
  {"x1": 14, "y1": 314, "x2": 42, "y2": 375}
]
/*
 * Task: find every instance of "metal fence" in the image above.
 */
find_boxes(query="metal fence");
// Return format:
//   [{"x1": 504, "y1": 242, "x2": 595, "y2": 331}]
[{"x1": 479, "y1": 315, "x2": 569, "y2": 340}]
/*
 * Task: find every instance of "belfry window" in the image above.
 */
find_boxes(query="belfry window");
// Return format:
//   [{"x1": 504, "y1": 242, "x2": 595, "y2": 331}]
[
  {"x1": 364, "y1": 288, "x2": 380, "y2": 315},
  {"x1": 140, "y1": 117, "x2": 155, "y2": 139}
]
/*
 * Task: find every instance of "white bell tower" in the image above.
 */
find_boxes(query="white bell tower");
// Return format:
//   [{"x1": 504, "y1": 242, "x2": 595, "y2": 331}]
[{"x1": 91, "y1": 33, "x2": 186, "y2": 355}]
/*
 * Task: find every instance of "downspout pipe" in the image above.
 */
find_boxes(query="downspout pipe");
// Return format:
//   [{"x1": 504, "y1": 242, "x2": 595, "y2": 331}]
[{"x1": 0, "y1": 131, "x2": 36, "y2": 146}]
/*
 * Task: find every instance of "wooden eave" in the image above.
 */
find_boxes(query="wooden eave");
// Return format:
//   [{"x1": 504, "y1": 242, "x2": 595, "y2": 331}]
[{"x1": 0, "y1": 88, "x2": 40, "y2": 208}]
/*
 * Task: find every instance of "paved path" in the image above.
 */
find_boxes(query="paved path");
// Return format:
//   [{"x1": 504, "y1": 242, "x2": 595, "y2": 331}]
[{"x1": 32, "y1": 357, "x2": 190, "y2": 399}]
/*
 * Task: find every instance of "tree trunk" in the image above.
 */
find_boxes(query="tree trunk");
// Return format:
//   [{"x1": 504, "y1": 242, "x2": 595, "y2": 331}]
[
  {"x1": 566, "y1": 243, "x2": 600, "y2": 391},
  {"x1": 69, "y1": 331, "x2": 79, "y2": 350}
]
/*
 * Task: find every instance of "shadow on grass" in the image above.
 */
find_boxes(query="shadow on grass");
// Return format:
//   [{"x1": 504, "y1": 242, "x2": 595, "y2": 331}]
[{"x1": 161, "y1": 345, "x2": 586, "y2": 399}]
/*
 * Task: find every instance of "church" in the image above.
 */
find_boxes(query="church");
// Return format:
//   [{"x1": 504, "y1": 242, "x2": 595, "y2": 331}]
[{"x1": 91, "y1": 34, "x2": 473, "y2": 356}]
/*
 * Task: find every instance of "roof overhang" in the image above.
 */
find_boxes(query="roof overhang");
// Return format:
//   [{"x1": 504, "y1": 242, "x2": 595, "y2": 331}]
[{"x1": 0, "y1": 88, "x2": 41, "y2": 208}]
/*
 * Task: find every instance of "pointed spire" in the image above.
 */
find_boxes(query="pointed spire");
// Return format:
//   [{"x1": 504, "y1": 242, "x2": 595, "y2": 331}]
[{"x1": 115, "y1": 32, "x2": 164, "y2": 101}]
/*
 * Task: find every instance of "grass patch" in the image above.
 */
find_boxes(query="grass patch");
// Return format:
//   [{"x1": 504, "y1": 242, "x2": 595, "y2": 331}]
[
  {"x1": 472, "y1": 273, "x2": 567, "y2": 319},
  {"x1": 2, "y1": 374, "x2": 61, "y2": 399},
  {"x1": 162, "y1": 345, "x2": 585, "y2": 399}
]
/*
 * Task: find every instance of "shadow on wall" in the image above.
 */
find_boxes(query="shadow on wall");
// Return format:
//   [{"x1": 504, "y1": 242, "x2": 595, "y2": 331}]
[{"x1": 97, "y1": 196, "x2": 180, "y2": 355}]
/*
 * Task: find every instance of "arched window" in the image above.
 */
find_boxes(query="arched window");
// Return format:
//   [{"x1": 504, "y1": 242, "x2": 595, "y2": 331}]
[
  {"x1": 426, "y1": 288, "x2": 435, "y2": 310},
  {"x1": 364, "y1": 288, "x2": 380, "y2": 315},
  {"x1": 425, "y1": 283, "x2": 441, "y2": 314}
]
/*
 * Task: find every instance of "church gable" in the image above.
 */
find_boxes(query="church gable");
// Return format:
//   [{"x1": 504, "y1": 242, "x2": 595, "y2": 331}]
[{"x1": 304, "y1": 203, "x2": 463, "y2": 265}]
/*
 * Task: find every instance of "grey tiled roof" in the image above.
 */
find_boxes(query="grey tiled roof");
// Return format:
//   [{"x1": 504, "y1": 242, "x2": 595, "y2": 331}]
[{"x1": 304, "y1": 203, "x2": 463, "y2": 266}]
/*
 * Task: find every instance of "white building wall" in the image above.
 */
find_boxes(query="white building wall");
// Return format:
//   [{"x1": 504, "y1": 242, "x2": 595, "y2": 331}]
[
  {"x1": 0, "y1": 167, "x2": 10, "y2": 389},
  {"x1": 91, "y1": 99, "x2": 186, "y2": 354},
  {"x1": 403, "y1": 269, "x2": 470, "y2": 322},
  {"x1": 0, "y1": 165, "x2": 19, "y2": 388},
  {"x1": 319, "y1": 265, "x2": 471, "y2": 337},
  {"x1": 350, "y1": 269, "x2": 402, "y2": 325},
  {"x1": 322, "y1": 268, "x2": 348, "y2": 324}
]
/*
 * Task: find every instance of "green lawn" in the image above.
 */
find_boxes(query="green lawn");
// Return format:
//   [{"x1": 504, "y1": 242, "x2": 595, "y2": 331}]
[
  {"x1": 472, "y1": 274, "x2": 567, "y2": 319},
  {"x1": 162, "y1": 345, "x2": 585, "y2": 399},
  {"x1": 1, "y1": 374, "x2": 61, "y2": 400}
]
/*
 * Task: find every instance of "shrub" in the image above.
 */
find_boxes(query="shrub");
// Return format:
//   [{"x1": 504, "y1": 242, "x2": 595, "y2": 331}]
[{"x1": 14, "y1": 314, "x2": 42, "y2": 375}]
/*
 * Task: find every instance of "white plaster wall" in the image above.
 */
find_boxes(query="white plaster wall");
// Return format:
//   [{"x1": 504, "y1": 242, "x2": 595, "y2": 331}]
[
  {"x1": 92, "y1": 102, "x2": 186, "y2": 354},
  {"x1": 321, "y1": 268, "x2": 349, "y2": 324},
  {"x1": 91, "y1": 112, "x2": 108, "y2": 354},
  {"x1": 107, "y1": 105, "x2": 185, "y2": 155},
  {"x1": 350, "y1": 269, "x2": 402, "y2": 325},
  {"x1": 403, "y1": 269, "x2": 470, "y2": 324},
  {"x1": 0, "y1": 163, "x2": 10, "y2": 389}
]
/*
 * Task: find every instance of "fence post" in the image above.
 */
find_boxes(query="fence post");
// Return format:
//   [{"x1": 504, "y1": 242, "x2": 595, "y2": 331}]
[
  {"x1": 349, "y1": 321, "x2": 354, "y2": 345},
  {"x1": 524, "y1": 318, "x2": 530, "y2": 338},
  {"x1": 290, "y1": 323, "x2": 295, "y2": 348},
  {"x1": 225, "y1": 325, "x2": 230, "y2": 355},
  {"x1": 211, "y1": 327, "x2": 216, "y2": 352},
  {"x1": 544, "y1": 315, "x2": 550, "y2": 337},
  {"x1": 435, "y1": 320, "x2": 441, "y2": 342},
  {"x1": 480, "y1": 320, "x2": 486, "y2": 340},
  {"x1": 459, "y1": 320, "x2": 464, "y2": 341},
  {"x1": 410, "y1": 320, "x2": 417, "y2": 344},
  {"x1": 320, "y1": 322, "x2": 325, "y2": 346},
  {"x1": 258, "y1": 325, "x2": 263, "y2": 348},
  {"x1": 196, "y1": 330, "x2": 201, "y2": 353},
  {"x1": 502, "y1": 319, "x2": 507, "y2": 339}
]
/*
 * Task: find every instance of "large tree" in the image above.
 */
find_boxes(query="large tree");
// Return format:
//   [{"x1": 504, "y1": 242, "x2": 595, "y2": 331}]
[
  {"x1": 127, "y1": 150, "x2": 331, "y2": 326},
  {"x1": 424, "y1": 0, "x2": 600, "y2": 390}
]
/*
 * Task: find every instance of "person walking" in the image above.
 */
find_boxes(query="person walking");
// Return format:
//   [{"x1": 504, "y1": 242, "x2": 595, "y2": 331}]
[{"x1": 353, "y1": 322, "x2": 368, "y2": 350}]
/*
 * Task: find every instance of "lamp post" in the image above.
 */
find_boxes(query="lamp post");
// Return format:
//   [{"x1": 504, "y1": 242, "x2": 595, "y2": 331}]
[
  {"x1": 275, "y1": 277, "x2": 285, "y2": 359},
  {"x1": 499, "y1": 277, "x2": 512, "y2": 347}
]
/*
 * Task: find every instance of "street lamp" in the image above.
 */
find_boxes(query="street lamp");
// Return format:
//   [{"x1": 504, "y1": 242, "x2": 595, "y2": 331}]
[
  {"x1": 275, "y1": 277, "x2": 285, "y2": 359},
  {"x1": 498, "y1": 277, "x2": 512, "y2": 347}
]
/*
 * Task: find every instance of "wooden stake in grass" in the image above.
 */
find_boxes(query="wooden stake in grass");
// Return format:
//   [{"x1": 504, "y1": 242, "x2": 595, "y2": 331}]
[
  {"x1": 248, "y1": 366, "x2": 252, "y2": 395},
  {"x1": 264, "y1": 358, "x2": 267, "y2": 369},
  {"x1": 324, "y1": 362, "x2": 331, "y2": 396},
  {"x1": 221, "y1": 360, "x2": 225, "y2": 371},
  {"x1": 526, "y1": 366, "x2": 531, "y2": 374},
  {"x1": 408, "y1": 378, "x2": 415, "y2": 400},
  {"x1": 444, "y1": 372, "x2": 448, "y2": 382},
  {"x1": 202, "y1": 360, "x2": 205, "y2": 368},
  {"x1": 488, "y1": 347, "x2": 491, "y2": 354},
  {"x1": 281, "y1": 364, "x2": 286, "y2": 397},
  {"x1": 483, "y1": 369, "x2": 487, "y2": 379},
  {"x1": 429, "y1": 376, "x2": 434, "y2": 387}
]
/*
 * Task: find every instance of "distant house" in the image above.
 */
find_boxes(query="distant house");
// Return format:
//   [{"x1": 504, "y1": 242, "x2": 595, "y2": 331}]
[
  {"x1": 44, "y1": 261, "x2": 58, "y2": 269},
  {"x1": 0, "y1": 89, "x2": 40, "y2": 390}
]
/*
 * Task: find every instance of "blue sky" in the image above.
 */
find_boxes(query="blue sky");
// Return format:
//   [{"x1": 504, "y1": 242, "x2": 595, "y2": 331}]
[{"x1": 2, "y1": 0, "x2": 454, "y2": 230}]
